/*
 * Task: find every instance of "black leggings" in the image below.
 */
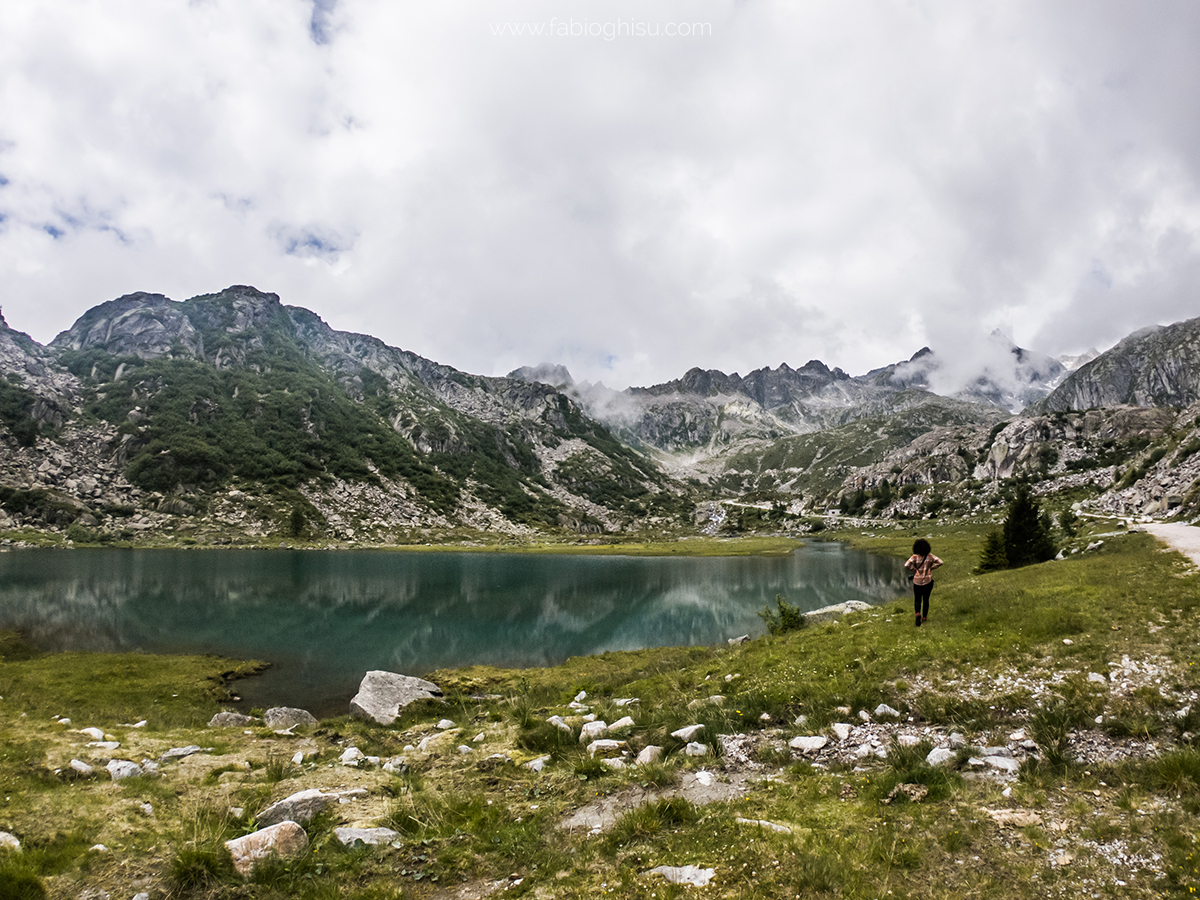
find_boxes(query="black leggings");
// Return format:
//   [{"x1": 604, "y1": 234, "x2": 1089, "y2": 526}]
[{"x1": 913, "y1": 581, "x2": 933, "y2": 618}]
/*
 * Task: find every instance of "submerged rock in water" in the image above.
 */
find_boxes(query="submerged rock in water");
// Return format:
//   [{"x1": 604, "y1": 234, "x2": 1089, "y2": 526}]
[{"x1": 349, "y1": 671, "x2": 443, "y2": 725}]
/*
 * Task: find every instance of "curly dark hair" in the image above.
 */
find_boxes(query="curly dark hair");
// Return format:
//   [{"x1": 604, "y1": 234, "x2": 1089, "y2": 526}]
[{"x1": 912, "y1": 538, "x2": 931, "y2": 556}]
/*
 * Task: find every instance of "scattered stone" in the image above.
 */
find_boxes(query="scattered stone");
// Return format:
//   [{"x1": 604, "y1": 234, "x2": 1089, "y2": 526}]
[
  {"x1": 684, "y1": 742, "x2": 708, "y2": 757},
  {"x1": 383, "y1": 757, "x2": 409, "y2": 774},
  {"x1": 524, "y1": 755, "x2": 551, "y2": 773},
  {"x1": 831, "y1": 723, "x2": 852, "y2": 741},
  {"x1": 106, "y1": 760, "x2": 142, "y2": 780},
  {"x1": 874, "y1": 704, "x2": 900, "y2": 718},
  {"x1": 1009, "y1": 729, "x2": 1027, "y2": 742},
  {"x1": 263, "y1": 707, "x2": 318, "y2": 730},
  {"x1": 984, "y1": 755, "x2": 1021, "y2": 773},
  {"x1": 225, "y1": 821, "x2": 309, "y2": 876},
  {"x1": 579, "y1": 721, "x2": 609, "y2": 743},
  {"x1": 79, "y1": 727, "x2": 106, "y2": 741},
  {"x1": 436, "y1": 719, "x2": 457, "y2": 730},
  {"x1": 574, "y1": 691, "x2": 587, "y2": 703},
  {"x1": 983, "y1": 808, "x2": 1042, "y2": 827},
  {"x1": 883, "y1": 783, "x2": 929, "y2": 804},
  {"x1": 735, "y1": 817, "x2": 791, "y2": 834},
  {"x1": 333, "y1": 827, "x2": 401, "y2": 847},
  {"x1": 587, "y1": 739, "x2": 627, "y2": 759},
  {"x1": 473, "y1": 732, "x2": 485, "y2": 742},
  {"x1": 457, "y1": 745, "x2": 473, "y2": 755},
  {"x1": 87, "y1": 741, "x2": 120, "y2": 750},
  {"x1": 57, "y1": 718, "x2": 71, "y2": 726},
  {"x1": 78, "y1": 888, "x2": 110, "y2": 900},
  {"x1": 547, "y1": 716, "x2": 573, "y2": 734},
  {"x1": 789, "y1": 735, "x2": 828, "y2": 753},
  {"x1": 349, "y1": 671, "x2": 442, "y2": 725},
  {"x1": 926, "y1": 748, "x2": 956, "y2": 767},
  {"x1": 257, "y1": 789, "x2": 338, "y2": 828},
  {"x1": 139, "y1": 803, "x2": 154, "y2": 816},
  {"x1": 0, "y1": 831, "x2": 19, "y2": 850},
  {"x1": 649, "y1": 865, "x2": 715, "y2": 887},
  {"x1": 727, "y1": 634, "x2": 750, "y2": 645},
  {"x1": 858, "y1": 710, "x2": 871, "y2": 722},
  {"x1": 794, "y1": 714, "x2": 808, "y2": 726},
  {"x1": 948, "y1": 732, "x2": 966, "y2": 748},
  {"x1": 69, "y1": 759, "x2": 94, "y2": 776},
  {"x1": 477, "y1": 753, "x2": 512, "y2": 771},
  {"x1": 88, "y1": 845, "x2": 109, "y2": 854},
  {"x1": 609, "y1": 716, "x2": 635, "y2": 732},
  {"x1": 636, "y1": 745, "x2": 663, "y2": 765},
  {"x1": 1088, "y1": 673, "x2": 1108, "y2": 684},
  {"x1": 341, "y1": 747, "x2": 365, "y2": 766},
  {"x1": 208, "y1": 711, "x2": 258, "y2": 727},
  {"x1": 613, "y1": 698, "x2": 639, "y2": 707},
  {"x1": 159, "y1": 745, "x2": 207, "y2": 762},
  {"x1": 896, "y1": 734, "x2": 920, "y2": 747},
  {"x1": 671, "y1": 724, "x2": 704, "y2": 742},
  {"x1": 602, "y1": 758, "x2": 627, "y2": 769}
]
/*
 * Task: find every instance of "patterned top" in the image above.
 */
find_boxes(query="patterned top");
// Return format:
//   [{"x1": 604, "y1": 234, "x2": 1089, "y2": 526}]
[{"x1": 904, "y1": 553, "x2": 943, "y2": 586}]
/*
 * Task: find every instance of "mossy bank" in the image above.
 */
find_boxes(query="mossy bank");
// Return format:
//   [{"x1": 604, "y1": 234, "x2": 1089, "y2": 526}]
[{"x1": 2, "y1": 524, "x2": 1200, "y2": 899}]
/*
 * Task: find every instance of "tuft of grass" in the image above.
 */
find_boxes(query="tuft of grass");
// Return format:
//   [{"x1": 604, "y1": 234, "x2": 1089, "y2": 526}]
[{"x1": 606, "y1": 797, "x2": 699, "y2": 849}]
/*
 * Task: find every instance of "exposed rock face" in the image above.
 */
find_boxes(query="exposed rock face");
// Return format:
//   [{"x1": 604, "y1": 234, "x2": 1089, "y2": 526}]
[
  {"x1": 225, "y1": 821, "x2": 308, "y2": 876},
  {"x1": 1031, "y1": 317, "x2": 1200, "y2": 413},
  {"x1": 349, "y1": 671, "x2": 443, "y2": 725}
]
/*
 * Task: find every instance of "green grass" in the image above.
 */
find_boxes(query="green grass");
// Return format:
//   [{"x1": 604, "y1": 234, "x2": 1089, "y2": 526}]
[{"x1": 3, "y1": 525, "x2": 1200, "y2": 898}]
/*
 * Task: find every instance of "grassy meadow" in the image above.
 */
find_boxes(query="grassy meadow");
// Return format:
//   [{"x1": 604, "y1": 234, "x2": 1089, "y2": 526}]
[{"x1": 1, "y1": 522, "x2": 1199, "y2": 899}]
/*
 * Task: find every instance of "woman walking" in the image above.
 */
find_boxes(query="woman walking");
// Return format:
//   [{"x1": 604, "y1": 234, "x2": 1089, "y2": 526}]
[{"x1": 904, "y1": 538, "x2": 943, "y2": 627}]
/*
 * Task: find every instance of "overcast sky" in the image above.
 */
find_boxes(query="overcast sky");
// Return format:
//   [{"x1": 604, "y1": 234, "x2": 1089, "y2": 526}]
[{"x1": 2, "y1": 1, "x2": 1199, "y2": 389}]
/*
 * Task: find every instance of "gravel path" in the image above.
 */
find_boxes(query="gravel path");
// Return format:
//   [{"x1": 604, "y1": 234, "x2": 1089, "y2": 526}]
[{"x1": 1141, "y1": 523, "x2": 1200, "y2": 567}]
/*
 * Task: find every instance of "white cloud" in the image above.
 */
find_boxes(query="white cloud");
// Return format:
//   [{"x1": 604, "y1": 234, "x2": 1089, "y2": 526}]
[{"x1": 2, "y1": 0, "x2": 1200, "y2": 387}]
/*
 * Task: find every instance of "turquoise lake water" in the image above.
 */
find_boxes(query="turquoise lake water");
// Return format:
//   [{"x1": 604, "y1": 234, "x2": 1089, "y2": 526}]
[{"x1": 0, "y1": 544, "x2": 907, "y2": 714}]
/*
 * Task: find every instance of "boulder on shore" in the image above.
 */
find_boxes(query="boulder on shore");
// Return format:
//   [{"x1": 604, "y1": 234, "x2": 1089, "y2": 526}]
[
  {"x1": 263, "y1": 707, "x2": 318, "y2": 730},
  {"x1": 349, "y1": 671, "x2": 443, "y2": 725},
  {"x1": 208, "y1": 711, "x2": 258, "y2": 728}
]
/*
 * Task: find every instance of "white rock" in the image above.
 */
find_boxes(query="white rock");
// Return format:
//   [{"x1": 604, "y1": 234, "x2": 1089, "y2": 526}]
[
  {"x1": 613, "y1": 698, "x2": 639, "y2": 707},
  {"x1": 79, "y1": 727, "x2": 105, "y2": 741},
  {"x1": 789, "y1": 735, "x2": 828, "y2": 753},
  {"x1": 897, "y1": 734, "x2": 920, "y2": 747},
  {"x1": 874, "y1": 704, "x2": 900, "y2": 718},
  {"x1": 587, "y1": 739, "x2": 627, "y2": 759},
  {"x1": 348, "y1": 671, "x2": 442, "y2": 725},
  {"x1": 635, "y1": 745, "x2": 663, "y2": 765},
  {"x1": 574, "y1": 690, "x2": 587, "y2": 703},
  {"x1": 457, "y1": 745, "x2": 472, "y2": 755},
  {"x1": 1008, "y1": 730, "x2": 1027, "y2": 742},
  {"x1": 382, "y1": 757, "x2": 408, "y2": 774},
  {"x1": 858, "y1": 710, "x2": 871, "y2": 722},
  {"x1": 291, "y1": 751, "x2": 304, "y2": 765},
  {"x1": 89, "y1": 843, "x2": 109, "y2": 853},
  {"x1": 831, "y1": 723, "x2": 852, "y2": 741},
  {"x1": 1088, "y1": 673, "x2": 1107, "y2": 684},
  {"x1": 579, "y1": 721, "x2": 609, "y2": 743},
  {"x1": 684, "y1": 742, "x2": 708, "y2": 757},
  {"x1": 225, "y1": 822, "x2": 308, "y2": 876},
  {"x1": 735, "y1": 818, "x2": 791, "y2": 834},
  {"x1": 263, "y1": 707, "x2": 318, "y2": 730},
  {"x1": 609, "y1": 716, "x2": 635, "y2": 732},
  {"x1": 547, "y1": 715, "x2": 573, "y2": 733},
  {"x1": 57, "y1": 718, "x2": 71, "y2": 726},
  {"x1": 473, "y1": 732, "x2": 485, "y2": 742},
  {"x1": 948, "y1": 732, "x2": 966, "y2": 748},
  {"x1": 649, "y1": 865, "x2": 715, "y2": 887},
  {"x1": 671, "y1": 724, "x2": 704, "y2": 742},
  {"x1": 926, "y1": 748, "x2": 956, "y2": 767},
  {"x1": 340, "y1": 747, "x2": 365, "y2": 766},
  {"x1": 794, "y1": 714, "x2": 808, "y2": 726},
  {"x1": 106, "y1": 760, "x2": 142, "y2": 780},
  {"x1": 87, "y1": 741, "x2": 120, "y2": 750},
  {"x1": 436, "y1": 719, "x2": 456, "y2": 730},
  {"x1": 0, "y1": 832, "x2": 19, "y2": 850},
  {"x1": 257, "y1": 789, "x2": 338, "y2": 828},
  {"x1": 334, "y1": 827, "x2": 401, "y2": 846},
  {"x1": 984, "y1": 755, "x2": 1020, "y2": 773},
  {"x1": 602, "y1": 758, "x2": 627, "y2": 770},
  {"x1": 69, "y1": 759, "x2": 94, "y2": 776},
  {"x1": 524, "y1": 755, "x2": 550, "y2": 773}
]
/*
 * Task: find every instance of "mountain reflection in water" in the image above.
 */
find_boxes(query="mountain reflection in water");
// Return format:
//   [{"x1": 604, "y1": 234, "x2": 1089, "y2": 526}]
[{"x1": 0, "y1": 544, "x2": 907, "y2": 715}]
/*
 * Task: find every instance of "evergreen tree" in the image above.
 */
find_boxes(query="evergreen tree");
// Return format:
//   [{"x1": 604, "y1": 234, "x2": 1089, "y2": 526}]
[
  {"x1": 975, "y1": 528, "x2": 1009, "y2": 573},
  {"x1": 1001, "y1": 484, "x2": 1057, "y2": 568}
]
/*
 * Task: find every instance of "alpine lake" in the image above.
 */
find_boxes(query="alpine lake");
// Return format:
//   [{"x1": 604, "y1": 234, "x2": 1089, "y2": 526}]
[{"x1": 0, "y1": 542, "x2": 907, "y2": 716}]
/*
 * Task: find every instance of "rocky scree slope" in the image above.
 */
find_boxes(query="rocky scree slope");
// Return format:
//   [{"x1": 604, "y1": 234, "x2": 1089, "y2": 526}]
[{"x1": 0, "y1": 287, "x2": 685, "y2": 542}]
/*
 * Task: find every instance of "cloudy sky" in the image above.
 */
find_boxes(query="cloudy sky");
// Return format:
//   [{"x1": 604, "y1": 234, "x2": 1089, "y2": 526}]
[{"x1": 2, "y1": 1, "x2": 1199, "y2": 389}]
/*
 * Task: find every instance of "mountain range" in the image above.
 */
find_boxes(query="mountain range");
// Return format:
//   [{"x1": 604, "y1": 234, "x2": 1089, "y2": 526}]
[{"x1": 3, "y1": 285, "x2": 1200, "y2": 543}]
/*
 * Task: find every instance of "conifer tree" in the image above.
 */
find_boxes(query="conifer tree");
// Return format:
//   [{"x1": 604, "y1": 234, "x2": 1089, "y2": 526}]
[
  {"x1": 1001, "y1": 483, "x2": 1057, "y2": 568},
  {"x1": 976, "y1": 528, "x2": 1008, "y2": 573}
]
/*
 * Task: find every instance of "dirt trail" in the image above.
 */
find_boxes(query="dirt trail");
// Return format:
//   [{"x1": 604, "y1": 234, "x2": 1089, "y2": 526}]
[{"x1": 1141, "y1": 523, "x2": 1200, "y2": 568}]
